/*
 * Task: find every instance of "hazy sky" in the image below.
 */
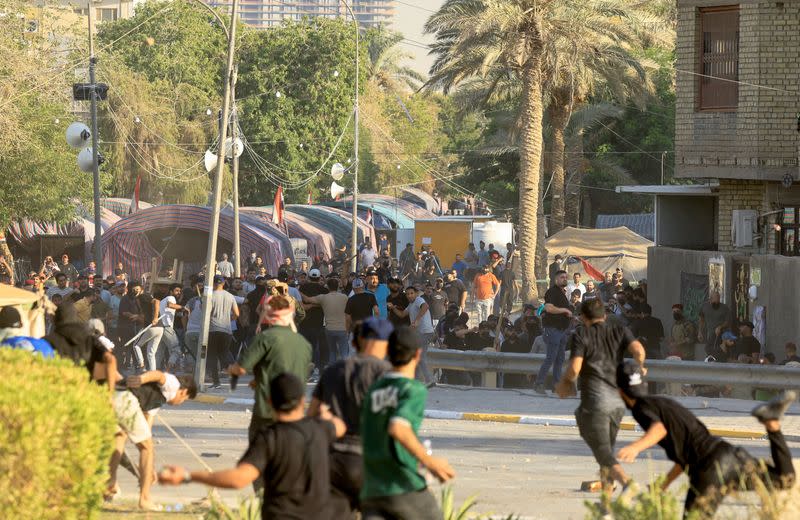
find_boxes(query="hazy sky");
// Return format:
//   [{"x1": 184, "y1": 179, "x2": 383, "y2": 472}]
[{"x1": 390, "y1": 0, "x2": 446, "y2": 75}]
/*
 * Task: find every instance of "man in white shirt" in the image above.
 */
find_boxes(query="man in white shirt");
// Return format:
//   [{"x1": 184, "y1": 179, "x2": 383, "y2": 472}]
[
  {"x1": 47, "y1": 273, "x2": 74, "y2": 300},
  {"x1": 388, "y1": 286, "x2": 435, "y2": 384},
  {"x1": 158, "y1": 283, "x2": 185, "y2": 372},
  {"x1": 566, "y1": 272, "x2": 587, "y2": 299},
  {"x1": 217, "y1": 253, "x2": 235, "y2": 278},
  {"x1": 359, "y1": 243, "x2": 377, "y2": 272}
]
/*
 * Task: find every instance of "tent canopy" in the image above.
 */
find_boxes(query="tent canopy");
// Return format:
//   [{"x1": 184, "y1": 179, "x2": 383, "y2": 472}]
[
  {"x1": 399, "y1": 187, "x2": 440, "y2": 213},
  {"x1": 241, "y1": 207, "x2": 336, "y2": 260},
  {"x1": 0, "y1": 283, "x2": 38, "y2": 307},
  {"x1": 545, "y1": 226, "x2": 652, "y2": 281},
  {"x1": 102, "y1": 205, "x2": 291, "y2": 281},
  {"x1": 101, "y1": 198, "x2": 154, "y2": 217}
]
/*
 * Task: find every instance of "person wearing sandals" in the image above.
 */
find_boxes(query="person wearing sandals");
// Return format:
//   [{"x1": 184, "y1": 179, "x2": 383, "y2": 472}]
[
  {"x1": 107, "y1": 370, "x2": 197, "y2": 510},
  {"x1": 615, "y1": 360, "x2": 796, "y2": 518}
]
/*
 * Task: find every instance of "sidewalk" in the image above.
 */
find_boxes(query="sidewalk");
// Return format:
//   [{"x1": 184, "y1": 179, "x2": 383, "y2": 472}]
[{"x1": 197, "y1": 379, "x2": 800, "y2": 441}]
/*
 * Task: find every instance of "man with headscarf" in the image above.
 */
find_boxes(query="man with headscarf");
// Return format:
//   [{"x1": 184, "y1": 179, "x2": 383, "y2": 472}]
[
  {"x1": 615, "y1": 360, "x2": 796, "y2": 518},
  {"x1": 228, "y1": 294, "x2": 313, "y2": 490}
]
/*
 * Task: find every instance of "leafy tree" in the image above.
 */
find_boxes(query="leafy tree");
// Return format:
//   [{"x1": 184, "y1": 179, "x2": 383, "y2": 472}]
[
  {"x1": 95, "y1": 0, "x2": 228, "y2": 203},
  {"x1": 0, "y1": 1, "x2": 92, "y2": 228},
  {"x1": 96, "y1": 0, "x2": 228, "y2": 99},
  {"x1": 235, "y1": 18, "x2": 366, "y2": 205}
]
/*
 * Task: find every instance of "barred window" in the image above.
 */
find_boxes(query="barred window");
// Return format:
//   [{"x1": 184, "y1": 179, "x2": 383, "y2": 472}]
[{"x1": 699, "y1": 6, "x2": 739, "y2": 110}]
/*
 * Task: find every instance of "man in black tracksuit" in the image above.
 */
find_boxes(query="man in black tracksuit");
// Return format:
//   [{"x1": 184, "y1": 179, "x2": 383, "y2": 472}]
[{"x1": 615, "y1": 360, "x2": 796, "y2": 518}]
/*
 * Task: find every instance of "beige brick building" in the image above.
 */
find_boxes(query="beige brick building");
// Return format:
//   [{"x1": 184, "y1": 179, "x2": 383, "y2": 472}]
[{"x1": 622, "y1": 1, "x2": 800, "y2": 355}]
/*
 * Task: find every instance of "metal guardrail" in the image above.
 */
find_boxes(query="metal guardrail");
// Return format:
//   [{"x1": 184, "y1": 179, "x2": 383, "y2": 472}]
[{"x1": 427, "y1": 349, "x2": 800, "y2": 390}]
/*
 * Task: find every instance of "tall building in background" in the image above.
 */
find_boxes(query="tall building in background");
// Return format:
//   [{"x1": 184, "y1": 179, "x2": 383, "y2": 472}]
[{"x1": 210, "y1": 0, "x2": 395, "y2": 29}]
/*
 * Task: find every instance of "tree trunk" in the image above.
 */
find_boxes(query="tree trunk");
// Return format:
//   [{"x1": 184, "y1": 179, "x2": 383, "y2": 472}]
[
  {"x1": 564, "y1": 128, "x2": 585, "y2": 227},
  {"x1": 535, "y1": 156, "x2": 548, "y2": 299},
  {"x1": 518, "y1": 53, "x2": 545, "y2": 303},
  {"x1": 548, "y1": 95, "x2": 570, "y2": 233}
]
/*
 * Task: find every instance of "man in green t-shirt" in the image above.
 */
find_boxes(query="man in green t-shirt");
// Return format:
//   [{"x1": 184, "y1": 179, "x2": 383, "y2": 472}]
[
  {"x1": 229, "y1": 295, "x2": 312, "y2": 490},
  {"x1": 360, "y1": 326, "x2": 455, "y2": 519}
]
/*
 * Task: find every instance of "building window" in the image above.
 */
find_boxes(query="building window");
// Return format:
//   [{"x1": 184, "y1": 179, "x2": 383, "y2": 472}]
[
  {"x1": 698, "y1": 6, "x2": 739, "y2": 110},
  {"x1": 97, "y1": 8, "x2": 118, "y2": 22},
  {"x1": 781, "y1": 207, "x2": 799, "y2": 256}
]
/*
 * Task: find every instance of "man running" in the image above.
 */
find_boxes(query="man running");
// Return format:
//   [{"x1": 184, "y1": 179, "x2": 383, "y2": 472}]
[
  {"x1": 615, "y1": 360, "x2": 796, "y2": 518},
  {"x1": 308, "y1": 317, "x2": 393, "y2": 518},
  {"x1": 555, "y1": 298, "x2": 646, "y2": 504},
  {"x1": 159, "y1": 373, "x2": 346, "y2": 519},
  {"x1": 360, "y1": 326, "x2": 455, "y2": 519}
]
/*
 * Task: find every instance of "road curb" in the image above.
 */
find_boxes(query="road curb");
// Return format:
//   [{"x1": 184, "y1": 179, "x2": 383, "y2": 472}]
[
  {"x1": 194, "y1": 394, "x2": 777, "y2": 440},
  {"x1": 424, "y1": 409, "x2": 772, "y2": 440}
]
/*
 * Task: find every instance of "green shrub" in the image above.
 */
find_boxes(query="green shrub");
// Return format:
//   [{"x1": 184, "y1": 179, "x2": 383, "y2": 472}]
[{"x1": 0, "y1": 348, "x2": 116, "y2": 519}]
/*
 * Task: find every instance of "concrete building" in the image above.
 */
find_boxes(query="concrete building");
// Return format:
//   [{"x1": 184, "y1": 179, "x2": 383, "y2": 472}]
[
  {"x1": 620, "y1": 0, "x2": 800, "y2": 356},
  {"x1": 58, "y1": 1, "x2": 139, "y2": 22},
  {"x1": 209, "y1": 0, "x2": 395, "y2": 29}
]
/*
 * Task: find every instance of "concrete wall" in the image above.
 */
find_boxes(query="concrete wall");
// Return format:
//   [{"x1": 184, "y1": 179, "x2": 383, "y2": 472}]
[
  {"x1": 649, "y1": 246, "x2": 800, "y2": 356},
  {"x1": 675, "y1": 0, "x2": 800, "y2": 181}
]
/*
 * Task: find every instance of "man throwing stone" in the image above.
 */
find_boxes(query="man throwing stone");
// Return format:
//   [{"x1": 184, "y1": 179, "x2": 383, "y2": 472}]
[
  {"x1": 615, "y1": 360, "x2": 796, "y2": 518},
  {"x1": 555, "y1": 298, "x2": 646, "y2": 506}
]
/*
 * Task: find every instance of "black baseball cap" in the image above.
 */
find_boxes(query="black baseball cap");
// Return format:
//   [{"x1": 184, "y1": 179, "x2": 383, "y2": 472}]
[
  {"x1": 0, "y1": 307, "x2": 22, "y2": 329},
  {"x1": 388, "y1": 326, "x2": 421, "y2": 367},
  {"x1": 616, "y1": 360, "x2": 647, "y2": 399},
  {"x1": 269, "y1": 373, "x2": 305, "y2": 412}
]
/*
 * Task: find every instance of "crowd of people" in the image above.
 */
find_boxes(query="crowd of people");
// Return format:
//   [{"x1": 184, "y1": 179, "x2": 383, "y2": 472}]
[{"x1": 1, "y1": 242, "x2": 799, "y2": 519}]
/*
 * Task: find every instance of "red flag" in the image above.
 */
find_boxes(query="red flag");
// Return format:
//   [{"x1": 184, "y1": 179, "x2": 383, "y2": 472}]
[
  {"x1": 576, "y1": 256, "x2": 604, "y2": 281},
  {"x1": 307, "y1": 190, "x2": 313, "y2": 205},
  {"x1": 366, "y1": 208, "x2": 373, "y2": 225},
  {"x1": 272, "y1": 186, "x2": 284, "y2": 225},
  {"x1": 128, "y1": 175, "x2": 141, "y2": 215}
]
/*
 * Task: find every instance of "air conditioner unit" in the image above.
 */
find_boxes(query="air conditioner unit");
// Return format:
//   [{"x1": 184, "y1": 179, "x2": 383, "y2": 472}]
[{"x1": 732, "y1": 209, "x2": 758, "y2": 247}]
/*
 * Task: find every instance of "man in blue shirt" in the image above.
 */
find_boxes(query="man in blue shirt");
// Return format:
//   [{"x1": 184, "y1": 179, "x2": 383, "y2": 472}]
[
  {"x1": 366, "y1": 269, "x2": 390, "y2": 319},
  {"x1": 451, "y1": 254, "x2": 467, "y2": 281}
]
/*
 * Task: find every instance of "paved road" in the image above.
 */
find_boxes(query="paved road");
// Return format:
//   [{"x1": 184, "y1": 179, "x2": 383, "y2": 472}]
[{"x1": 110, "y1": 387, "x2": 800, "y2": 519}]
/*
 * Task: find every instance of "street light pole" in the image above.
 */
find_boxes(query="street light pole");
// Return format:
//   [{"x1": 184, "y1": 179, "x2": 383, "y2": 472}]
[
  {"x1": 87, "y1": 3, "x2": 103, "y2": 275},
  {"x1": 231, "y1": 66, "x2": 241, "y2": 277},
  {"x1": 340, "y1": 0, "x2": 360, "y2": 273},
  {"x1": 195, "y1": 0, "x2": 239, "y2": 391}
]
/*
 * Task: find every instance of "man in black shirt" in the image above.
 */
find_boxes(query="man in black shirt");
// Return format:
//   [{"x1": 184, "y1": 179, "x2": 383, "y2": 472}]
[
  {"x1": 534, "y1": 270, "x2": 572, "y2": 394},
  {"x1": 386, "y1": 277, "x2": 410, "y2": 328},
  {"x1": 733, "y1": 320, "x2": 761, "y2": 363},
  {"x1": 555, "y1": 299, "x2": 646, "y2": 504},
  {"x1": 300, "y1": 271, "x2": 330, "y2": 369},
  {"x1": 159, "y1": 373, "x2": 346, "y2": 520},
  {"x1": 345, "y1": 279, "x2": 378, "y2": 331},
  {"x1": 615, "y1": 361, "x2": 796, "y2": 518},
  {"x1": 443, "y1": 271, "x2": 467, "y2": 313},
  {"x1": 630, "y1": 303, "x2": 664, "y2": 360},
  {"x1": 308, "y1": 318, "x2": 393, "y2": 518}
]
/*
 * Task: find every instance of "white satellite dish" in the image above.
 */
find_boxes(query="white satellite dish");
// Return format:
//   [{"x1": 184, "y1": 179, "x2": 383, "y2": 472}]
[
  {"x1": 223, "y1": 137, "x2": 244, "y2": 159},
  {"x1": 330, "y1": 162, "x2": 345, "y2": 181},
  {"x1": 204, "y1": 149, "x2": 218, "y2": 173},
  {"x1": 77, "y1": 148, "x2": 94, "y2": 172},
  {"x1": 66, "y1": 122, "x2": 91, "y2": 148},
  {"x1": 330, "y1": 181, "x2": 346, "y2": 199}
]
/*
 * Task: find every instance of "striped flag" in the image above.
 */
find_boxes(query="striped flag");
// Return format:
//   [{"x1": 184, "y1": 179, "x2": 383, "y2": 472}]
[
  {"x1": 128, "y1": 175, "x2": 141, "y2": 215},
  {"x1": 272, "y1": 186, "x2": 284, "y2": 225},
  {"x1": 366, "y1": 208, "x2": 373, "y2": 225},
  {"x1": 307, "y1": 190, "x2": 313, "y2": 205}
]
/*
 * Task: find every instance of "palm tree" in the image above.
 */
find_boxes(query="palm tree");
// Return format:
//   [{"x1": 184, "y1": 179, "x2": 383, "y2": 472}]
[
  {"x1": 364, "y1": 28, "x2": 425, "y2": 93},
  {"x1": 425, "y1": 0, "x2": 663, "y2": 300}
]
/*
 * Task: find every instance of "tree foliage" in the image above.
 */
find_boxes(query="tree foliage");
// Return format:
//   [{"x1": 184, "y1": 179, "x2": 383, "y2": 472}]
[
  {"x1": 236, "y1": 18, "x2": 366, "y2": 205},
  {"x1": 0, "y1": 1, "x2": 93, "y2": 228}
]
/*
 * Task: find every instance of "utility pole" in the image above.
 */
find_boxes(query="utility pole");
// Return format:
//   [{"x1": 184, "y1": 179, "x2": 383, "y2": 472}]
[
  {"x1": 231, "y1": 65, "x2": 241, "y2": 278},
  {"x1": 350, "y1": 12, "x2": 360, "y2": 273},
  {"x1": 87, "y1": 3, "x2": 103, "y2": 275},
  {"x1": 195, "y1": 0, "x2": 239, "y2": 391},
  {"x1": 661, "y1": 151, "x2": 667, "y2": 185}
]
